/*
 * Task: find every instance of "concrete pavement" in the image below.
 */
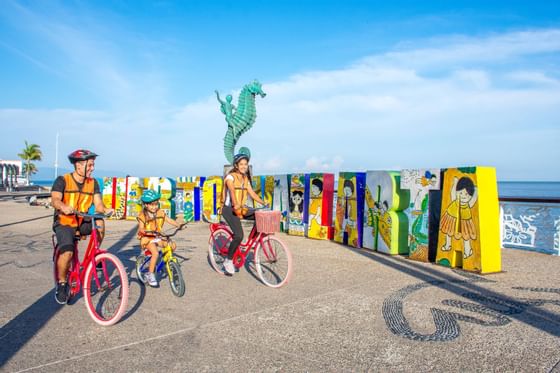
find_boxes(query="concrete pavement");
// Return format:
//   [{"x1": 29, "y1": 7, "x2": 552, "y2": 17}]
[{"x1": 1, "y1": 200, "x2": 559, "y2": 372}]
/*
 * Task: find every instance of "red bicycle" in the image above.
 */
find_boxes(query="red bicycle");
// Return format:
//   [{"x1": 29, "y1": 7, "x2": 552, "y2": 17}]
[
  {"x1": 52, "y1": 212, "x2": 129, "y2": 326},
  {"x1": 208, "y1": 210, "x2": 293, "y2": 288}
]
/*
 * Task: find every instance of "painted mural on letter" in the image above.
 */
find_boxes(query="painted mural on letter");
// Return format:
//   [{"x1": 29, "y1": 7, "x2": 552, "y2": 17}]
[
  {"x1": 400, "y1": 169, "x2": 441, "y2": 262},
  {"x1": 362, "y1": 171, "x2": 408, "y2": 254}
]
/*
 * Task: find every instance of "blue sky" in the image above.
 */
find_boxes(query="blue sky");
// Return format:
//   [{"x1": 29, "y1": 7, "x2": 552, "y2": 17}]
[{"x1": 1, "y1": 0, "x2": 559, "y2": 180}]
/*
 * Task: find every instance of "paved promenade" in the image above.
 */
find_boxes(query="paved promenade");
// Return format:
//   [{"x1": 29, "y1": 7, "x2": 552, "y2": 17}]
[{"x1": 1, "y1": 200, "x2": 559, "y2": 372}]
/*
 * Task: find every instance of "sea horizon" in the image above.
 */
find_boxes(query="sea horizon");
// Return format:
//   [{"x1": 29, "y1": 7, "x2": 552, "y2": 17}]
[{"x1": 29, "y1": 178, "x2": 560, "y2": 199}]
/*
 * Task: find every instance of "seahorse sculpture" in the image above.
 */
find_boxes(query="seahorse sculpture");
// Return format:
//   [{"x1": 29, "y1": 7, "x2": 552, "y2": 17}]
[{"x1": 216, "y1": 80, "x2": 266, "y2": 164}]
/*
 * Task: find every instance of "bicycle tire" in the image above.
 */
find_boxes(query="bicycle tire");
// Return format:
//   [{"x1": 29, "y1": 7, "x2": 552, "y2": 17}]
[
  {"x1": 167, "y1": 261, "x2": 185, "y2": 297},
  {"x1": 208, "y1": 228, "x2": 232, "y2": 275},
  {"x1": 83, "y1": 253, "x2": 129, "y2": 326},
  {"x1": 135, "y1": 254, "x2": 150, "y2": 284},
  {"x1": 254, "y1": 235, "x2": 293, "y2": 288}
]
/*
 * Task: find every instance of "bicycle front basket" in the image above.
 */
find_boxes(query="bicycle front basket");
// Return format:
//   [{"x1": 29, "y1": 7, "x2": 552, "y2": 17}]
[{"x1": 255, "y1": 210, "x2": 281, "y2": 234}]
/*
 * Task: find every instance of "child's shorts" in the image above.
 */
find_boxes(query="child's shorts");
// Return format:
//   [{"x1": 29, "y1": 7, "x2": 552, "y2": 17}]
[{"x1": 140, "y1": 237, "x2": 162, "y2": 250}]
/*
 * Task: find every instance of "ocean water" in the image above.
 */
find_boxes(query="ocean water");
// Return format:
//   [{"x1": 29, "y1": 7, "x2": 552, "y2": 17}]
[
  {"x1": 33, "y1": 180, "x2": 57, "y2": 187},
  {"x1": 498, "y1": 181, "x2": 560, "y2": 199},
  {"x1": 32, "y1": 179, "x2": 560, "y2": 198}
]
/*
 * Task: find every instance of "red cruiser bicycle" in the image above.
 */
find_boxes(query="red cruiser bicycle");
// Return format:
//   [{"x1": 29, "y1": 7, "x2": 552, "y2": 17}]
[
  {"x1": 52, "y1": 212, "x2": 129, "y2": 326},
  {"x1": 208, "y1": 209, "x2": 293, "y2": 288}
]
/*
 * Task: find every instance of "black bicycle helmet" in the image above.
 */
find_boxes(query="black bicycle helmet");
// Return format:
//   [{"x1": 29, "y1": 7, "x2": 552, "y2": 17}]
[{"x1": 68, "y1": 149, "x2": 98, "y2": 164}]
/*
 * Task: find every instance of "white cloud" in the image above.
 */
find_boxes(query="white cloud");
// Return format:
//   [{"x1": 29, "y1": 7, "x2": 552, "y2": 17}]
[
  {"x1": 301, "y1": 156, "x2": 344, "y2": 173},
  {"x1": 2, "y1": 28, "x2": 560, "y2": 180},
  {"x1": 252, "y1": 156, "x2": 284, "y2": 174},
  {"x1": 504, "y1": 71, "x2": 560, "y2": 86},
  {"x1": 359, "y1": 29, "x2": 560, "y2": 70}
]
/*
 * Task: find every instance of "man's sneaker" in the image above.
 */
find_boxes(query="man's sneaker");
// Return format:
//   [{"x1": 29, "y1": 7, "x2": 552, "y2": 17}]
[
  {"x1": 55, "y1": 282, "x2": 69, "y2": 304},
  {"x1": 146, "y1": 272, "x2": 158, "y2": 287},
  {"x1": 223, "y1": 259, "x2": 235, "y2": 275}
]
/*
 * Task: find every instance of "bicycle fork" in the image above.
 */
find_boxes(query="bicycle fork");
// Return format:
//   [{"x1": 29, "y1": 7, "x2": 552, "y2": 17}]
[
  {"x1": 91, "y1": 256, "x2": 112, "y2": 291},
  {"x1": 259, "y1": 237, "x2": 277, "y2": 263},
  {"x1": 162, "y1": 246, "x2": 175, "y2": 279}
]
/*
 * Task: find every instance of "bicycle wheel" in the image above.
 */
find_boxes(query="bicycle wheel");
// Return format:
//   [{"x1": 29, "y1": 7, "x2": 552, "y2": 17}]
[
  {"x1": 135, "y1": 254, "x2": 150, "y2": 284},
  {"x1": 254, "y1": 235, "x2": 293, "y2": 288},
  {"x1": 84, "y1": 253, "x2": 129, "y2": 326},
  {"x1": 208, "y1": 228, "x2": 232, "y2": 275},
  {"x1": 167, "y1": 261, "x2": 185, "y2": 297}
]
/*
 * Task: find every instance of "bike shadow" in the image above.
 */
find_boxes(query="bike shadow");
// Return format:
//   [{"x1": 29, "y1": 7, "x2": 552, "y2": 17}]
[
  {"x1": 175, "y1": 238, "x2": 195, "y2": 264},
  {"x1": 174, "y1": 253, "x2": 191, "y2": 264},
  {"x1": 0, "y1": 290, "x2": 64, "y2": 369},
  {"x1": 117, "y1": 246, "x2": 148, "y2": 318},
  {"x1": 120, "y1": 278, "x2": 146, "y2": 323},
  {"x1": 0, "y1": 226, "x2": 138, "y2": 370},
  {"x1": 243, "y1": 252, "x2": 264, "y2": 284}
]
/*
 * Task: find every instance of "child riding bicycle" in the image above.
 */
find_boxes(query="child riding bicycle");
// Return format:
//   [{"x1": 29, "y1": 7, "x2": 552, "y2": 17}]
[
  {"x1": 221, "y1": 152, "x2": 267, "y2": 275},
  {"x1": 137, "y1": 189, "x2": 183, "y2": 286}
]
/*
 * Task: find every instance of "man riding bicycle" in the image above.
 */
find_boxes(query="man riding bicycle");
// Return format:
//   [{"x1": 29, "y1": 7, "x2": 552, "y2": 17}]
[{"x1": 51, "y1": 149, "x2": 112, "y2": 304}]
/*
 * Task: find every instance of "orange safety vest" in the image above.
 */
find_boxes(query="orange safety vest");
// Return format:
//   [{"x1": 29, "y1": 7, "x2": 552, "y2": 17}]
[
  {"x1": 223, "y1": 172, "x2": 249, "y2": 208},
  {"x1": 59, "y1": 173, "x2": 95, "y2": 227},
  {"x1": 137, "y1": 209, "x2": 165, "y2": 233}
]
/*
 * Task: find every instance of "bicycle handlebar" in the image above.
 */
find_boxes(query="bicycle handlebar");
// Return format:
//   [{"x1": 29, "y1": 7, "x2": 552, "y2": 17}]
[
  {"x1": 141, "y1": 223, "x2": 187, "y2": 239},
  {"x1": 76, "y1": 211, "x2": 113, "y2": 219}
]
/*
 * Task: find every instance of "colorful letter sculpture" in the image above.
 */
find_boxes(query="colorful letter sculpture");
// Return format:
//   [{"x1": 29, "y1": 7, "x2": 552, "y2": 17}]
[
  {"x1": 91, "y1": 177, "x2": 104, "y2": 214},
  {"x1": 435, "y1": 167, "x2": 501, "y2": 274},
  {"x1": 400, "y1": 169, "x2": 442, "y2": 262},
  {"x1": 273, "y1": 174, "x2": 290, "y2": 232},
  {"x1": 102, "y1": 177, "x2": 115, "y2": 213},
  {"x1": 288, "y1": 174, "x2": 307, "y2": 236},
  {"x1": 196, "y1": 177, "x2": 206, "y2": 221},
  {"x1": 176, "y1": 177, "x2": 203, "y2": 222},
  {"x1": 143, "y1": 177, "x2": 176, "y2": 219},
  {"x1": 334, "y1": 172, "x2": 366, "y2": 247},
  {"x1": 252, "y1": 175, "x2": 275, "y2": 208},
  {"x1": 362, "y1": 171, "x2": 409, "y2": 254},
  {"x1": 125, "y1": 177, "x2": 144, "y2": 221},
  {"x1": 202, "y1": 176, "x2": 223, "y2": 223},
  {"x1": 306, "y1": 173, "x2": 335, "y2": 240},
  {"x1": 102, "y1": 177, "x2": 128, "y2": 220}
]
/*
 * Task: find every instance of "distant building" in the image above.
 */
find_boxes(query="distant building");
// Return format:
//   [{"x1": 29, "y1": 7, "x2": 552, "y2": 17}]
[{"x1": 0, "y1": 160, "x2": 26, "y2": 188}]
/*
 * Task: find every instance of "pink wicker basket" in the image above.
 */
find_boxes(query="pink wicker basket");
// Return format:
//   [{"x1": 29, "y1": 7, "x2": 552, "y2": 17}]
[{"x1": 255, "y1": 210, "x2": 281, "y2": 234}]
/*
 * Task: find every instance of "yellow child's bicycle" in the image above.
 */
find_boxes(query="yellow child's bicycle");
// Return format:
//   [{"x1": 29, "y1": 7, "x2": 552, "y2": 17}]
[{"x1": 135, "y1": 224, "x2": 186, "y2": 297}]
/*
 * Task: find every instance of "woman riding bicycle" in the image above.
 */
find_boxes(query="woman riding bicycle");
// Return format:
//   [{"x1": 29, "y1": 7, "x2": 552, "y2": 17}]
[{"x1": 221, "y1": 153, "x2": 267, "y2": 275}]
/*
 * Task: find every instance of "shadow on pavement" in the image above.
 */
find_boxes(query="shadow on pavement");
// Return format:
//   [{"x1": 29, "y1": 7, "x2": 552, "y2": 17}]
[
  {"x1": 0, "y1": 226, "x2": 137, "y2": 369},
  {"x1": 0, "y1": 214, "x2": 52, "y2": 228}
]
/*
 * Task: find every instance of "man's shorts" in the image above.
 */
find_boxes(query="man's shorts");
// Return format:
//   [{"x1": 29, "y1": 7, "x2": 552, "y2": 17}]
[{"x1": 53, "y1": 220, "x2": 95, "y2": 253}]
